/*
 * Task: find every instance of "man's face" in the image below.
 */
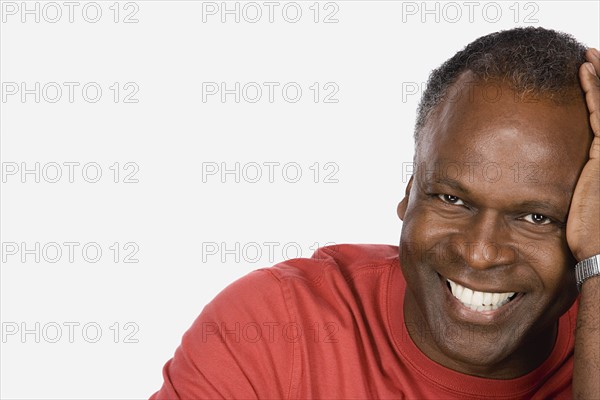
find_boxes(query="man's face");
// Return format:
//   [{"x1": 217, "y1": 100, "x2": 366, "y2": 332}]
[{"x1": 397, "y1": 72, "x2": 592, "y2": 378}]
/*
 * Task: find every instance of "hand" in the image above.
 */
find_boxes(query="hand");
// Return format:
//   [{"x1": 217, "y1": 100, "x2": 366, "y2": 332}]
[{"x1": 566, "y1": 48, "x2": 600, "y2": 262}]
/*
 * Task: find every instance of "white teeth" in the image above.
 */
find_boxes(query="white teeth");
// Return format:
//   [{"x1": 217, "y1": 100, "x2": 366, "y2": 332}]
[
  {"x1": 491, "y1": 292, "x2": 500, "y2": 304},
  {"x1": 460, "y1": 287, "x2": 473, "y2": 304},
  {"x1": 483, "y1": 292, "x2": 492, "y2": 305},
  {"x1": 447, "y1": 278, "x2": 516, "y2": 311},
  {"x1": 455, "y1": 284, "x2": 464, "y2": 299},
  {"x1": 472, "y1": 290, "x2": 483, "y2": 306}
]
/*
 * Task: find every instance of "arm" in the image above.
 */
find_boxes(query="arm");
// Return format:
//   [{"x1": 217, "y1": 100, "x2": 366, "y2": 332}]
[
  {"x1": 569, "y1": 48, "x2": 600, "y2": 399},
  {"x1": 574, "y1": 279, "x2": 600, "y2": 399}
]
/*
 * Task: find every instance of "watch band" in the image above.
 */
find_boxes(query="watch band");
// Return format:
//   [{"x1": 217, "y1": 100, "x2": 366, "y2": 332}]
[{"x1": 575, "y1": 254, "x2": 600, "y2": 292}]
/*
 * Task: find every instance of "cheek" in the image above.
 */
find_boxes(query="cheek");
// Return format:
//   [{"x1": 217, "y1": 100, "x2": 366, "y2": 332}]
[
  {"x1": 399, "y1": 208, "x2": 434, "y2": 265},
  {"x1": 510, "y1": 235, "x2": 578, "y2": 323},
  {"x1": 401, "y1": 199, "x2": 440, "y2": 236},
  {"x1": 400, "y1": 203, "x2": 458, "y2": 254},
  {"x1": 531, "y1": 241, "x2": 577, "y2": 297},
  {"x1": 399, "y1": 206, "x2": 447, "y2": 290}
]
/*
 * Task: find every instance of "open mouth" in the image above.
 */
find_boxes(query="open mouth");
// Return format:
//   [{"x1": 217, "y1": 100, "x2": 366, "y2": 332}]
[{"x1": 446, "y1": 278, "x2": 519, "y2": 312}]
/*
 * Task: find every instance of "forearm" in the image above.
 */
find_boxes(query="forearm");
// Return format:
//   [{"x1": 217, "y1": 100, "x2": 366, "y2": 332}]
[{"x1": 573, "y1": 276, "x2": 600, "y2": 399}]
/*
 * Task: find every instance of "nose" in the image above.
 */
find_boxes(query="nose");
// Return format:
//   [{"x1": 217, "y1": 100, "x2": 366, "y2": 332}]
[{"x1": 452, "y1": 211, "x2": 516, "y2": 271}]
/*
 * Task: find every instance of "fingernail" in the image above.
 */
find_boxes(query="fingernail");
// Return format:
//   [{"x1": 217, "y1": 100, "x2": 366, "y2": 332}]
[{"x1": 586, "y1": 62, "x2": 596, "y2": 75}]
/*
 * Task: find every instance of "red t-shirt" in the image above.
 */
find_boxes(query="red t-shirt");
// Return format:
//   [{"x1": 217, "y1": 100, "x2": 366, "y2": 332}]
[{"x1": 150, "y1": 244, "x2": 577, "y2": 399}]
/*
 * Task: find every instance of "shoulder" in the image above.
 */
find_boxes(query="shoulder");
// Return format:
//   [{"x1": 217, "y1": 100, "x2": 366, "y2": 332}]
[
  {"x1": 198, "y1": 243, "x2": 399, "y2": 317},
  {"x1": 195, "y1": 243, "x2": 401, "y2": 347}
]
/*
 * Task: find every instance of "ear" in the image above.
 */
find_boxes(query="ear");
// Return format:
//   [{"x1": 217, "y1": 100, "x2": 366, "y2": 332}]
[{"x1": 397, "y1": 176, "x2": 414, "y2": 221}]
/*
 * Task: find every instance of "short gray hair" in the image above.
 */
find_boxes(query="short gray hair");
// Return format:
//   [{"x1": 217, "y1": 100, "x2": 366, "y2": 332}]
[{"x1": 414, "y1": 26, "x2": 587, "y2": 142}]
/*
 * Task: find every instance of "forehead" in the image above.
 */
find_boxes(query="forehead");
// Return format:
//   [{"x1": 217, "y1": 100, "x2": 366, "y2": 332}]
[{"x1": 416, "y1": 72, "x2": 591, "y2": 193}]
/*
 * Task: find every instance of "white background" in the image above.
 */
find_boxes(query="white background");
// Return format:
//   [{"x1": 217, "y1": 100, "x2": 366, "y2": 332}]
[{"x1": 1, "y1": 1, "x2": 598, "y2": 398}]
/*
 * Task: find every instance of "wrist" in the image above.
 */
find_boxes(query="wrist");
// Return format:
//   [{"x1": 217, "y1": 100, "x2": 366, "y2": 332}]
[{"x1": 575, "y1": 254, "x2": 600, "y2": 292}]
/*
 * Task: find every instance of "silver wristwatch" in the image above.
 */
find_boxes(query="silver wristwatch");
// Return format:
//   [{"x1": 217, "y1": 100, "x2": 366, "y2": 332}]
[{"x1": 575, "y1": 254, "x2": 600, "y2": 292}]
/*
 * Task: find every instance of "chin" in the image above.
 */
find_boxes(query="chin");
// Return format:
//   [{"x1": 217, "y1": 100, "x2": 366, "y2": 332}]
[
  {"x1": 426, "y1": 299, "x2": 524, "y2": 361},
  {"x1": 430, "y1": 316, "x2": 522, "y2": 371}
]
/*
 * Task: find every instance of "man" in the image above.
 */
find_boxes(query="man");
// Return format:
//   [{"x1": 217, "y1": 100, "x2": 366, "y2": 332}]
[{"x1": 150, "y1": 27, "x2": 599, "y2": 399}]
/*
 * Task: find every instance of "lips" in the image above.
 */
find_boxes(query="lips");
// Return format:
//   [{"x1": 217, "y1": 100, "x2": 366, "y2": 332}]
[{"x1": 446, "y1": 278, "x2": 518, "y2": 312}]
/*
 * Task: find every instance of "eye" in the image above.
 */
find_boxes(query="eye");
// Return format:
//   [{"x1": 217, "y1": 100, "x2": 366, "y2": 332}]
[
  {"x1": 522, "y1": 213, "x2": 551, "y2": 225},
  {"x1": 437, "y1": 194, "x2": 465, "y2": 206}
]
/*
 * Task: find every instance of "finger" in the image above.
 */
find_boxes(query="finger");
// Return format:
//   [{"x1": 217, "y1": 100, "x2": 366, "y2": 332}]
[
  {"x1": 579, "y1": 59, "x2": 600, "y2": 138},
  {"x1": 585, "y1": 48, "x2": 600, "y2": 74}
]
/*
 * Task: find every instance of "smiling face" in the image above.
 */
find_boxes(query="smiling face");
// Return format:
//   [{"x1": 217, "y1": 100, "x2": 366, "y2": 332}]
[{"x1": 397, "y1": 72, "x2": 592, "y2": 378}]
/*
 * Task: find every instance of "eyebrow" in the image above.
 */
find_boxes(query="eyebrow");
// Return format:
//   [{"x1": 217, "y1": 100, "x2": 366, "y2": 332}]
[{"x1": 427, "y1": 177, "x2": 471, "y2": 195}]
